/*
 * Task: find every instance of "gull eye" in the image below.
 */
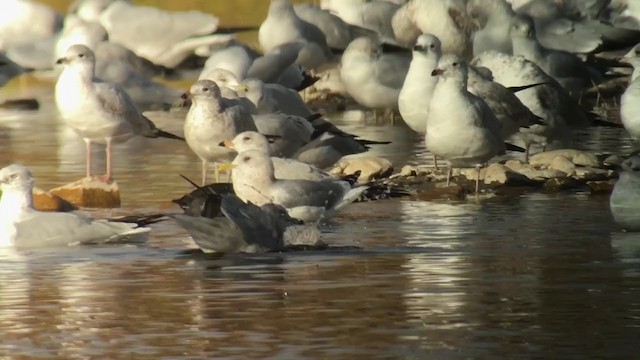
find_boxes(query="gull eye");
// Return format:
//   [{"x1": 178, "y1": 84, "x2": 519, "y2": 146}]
[
  {"x1": 452, "y1": 62, "x2": 459, "y2": 67},
  {"x1": 202, "y1": 87, "x2": 209, "y2": 92},
  {"x1": 242, "y1": 136, "x2": 250, "y2": 141},
  {"x1": 243, "y1": 156, "x2": 250, "y2": 162},
  {"x1": 429, "y1": 44, "x2": 435, "y2": 49},
  {"x1": 78, "y1": 53, "x2": 85, "y2": 58}
]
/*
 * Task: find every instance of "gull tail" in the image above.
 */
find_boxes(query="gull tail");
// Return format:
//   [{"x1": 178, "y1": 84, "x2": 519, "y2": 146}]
[
  {"x1": 333, "y1": 186, "x2": 368, "y2": 213},
  {"x1": 294, "y1": 72, "x2": 321, "y2": 91},
  {"x1": 154, "y1": 129, "x2": 185, "y2": 141},
  {"x1": 505, "y1": 142, "x2": 526, "y2": 153},
  {"x1": 508, "y1": 82, "x2": 550, "y2": 93}
]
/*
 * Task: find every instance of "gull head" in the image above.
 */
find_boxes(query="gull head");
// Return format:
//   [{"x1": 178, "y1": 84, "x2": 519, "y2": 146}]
[
  {"x1": 431, "y1": 54, "x2": 468, "y2": 84},
  {"x1": 224, "y1": 131, "x2": 272, "y2": 154},
  {"x1": 231, "y1": 78, "x2": 265, "y2": 102},
  {"x1": 56, "y1": 44, "x2": 96, "y2": 67},
  {"x1": 622, "y1": 43, "x2": 640, "y2": 68},
  {"x1": 0, "y1": 164, "x2": 34, "y2": 193},
  {"x1": 510, "y1": 15, "x2": 536, "y2": 39},
  {"x1": 345, "y1": 37, "x2": 380, "y2": 59},
  {"x1": 231, "y1": 149, "x2": 275, "y2": 181},
  {"x1": 183, "y1": 80, "x2": 222, "y2": 102},
  {"x1": 204, "y1": 68, "x2": 240, "y2": 88},
  {"x1": 412, "y1": 34, "x2": 442, "y2": 58}
]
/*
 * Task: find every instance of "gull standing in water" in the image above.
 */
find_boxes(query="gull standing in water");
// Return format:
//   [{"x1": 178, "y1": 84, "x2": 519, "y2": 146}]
[
  {"x1": 231, "y1": 150, "x2": 366, "y2": 222},
  {"x1": 426, "y1": 55, "x2": 506, "y2": 193},
  {"x1": 621, "y1": 47, "x2": 640, "y2": 139},
  {"x1": 398, "y1": 33, "x2": 442, "y2": 134},
  {"x1": 54, "y1": 44, "x2": 184, "y2": 182},
  {"x1": 610, "y1": 154, "x2": 640, "y2": 231},
  {"x1": 0, "y1": 164, "x2": 149, "y2": 248},
  {"x1": 182, "y1": 79, "x2": 257, "y2": 185},
  {"x1": 259, "y1": 0, "x2": 332, "y2": 70},
  {"x1": 340, "y1": 37, "x2": 411, "y2": 111}
]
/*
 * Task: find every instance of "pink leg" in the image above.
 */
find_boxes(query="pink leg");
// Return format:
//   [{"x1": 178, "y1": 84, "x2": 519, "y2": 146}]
[
  {"x1": 84, "y1": 138, "x2": 92, "y2": 178},
  {"x1": 101, "y1": 138, "x2": 113, "y2": 182},
  {"x1": 201, "y1": 160, "x2": 207, "y2": 186}
]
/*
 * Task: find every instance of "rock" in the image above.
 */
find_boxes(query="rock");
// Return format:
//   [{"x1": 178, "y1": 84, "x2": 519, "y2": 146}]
[
  {"x1": 33, "y1": 187, "x2": 78, "y2": 212},
  {"x1": 49, "y1": 177, "x2": 121, "y2": 208},
  {"x1": 518, "y1": 168, "x2": 567, "y2": 181},
  {"x1": 400, "y1": 165, "x2": 417, "y2": 177},
  {"x1": 602, "y1": 154, "x2": 624, "y2": 167},
  {"x1": 482, "y1": 163, "x2": 534, "y2": 186},
  {"x1": 586, "y1": 179, "x2": 616, "y2": 194},
  {"x1": 549, "y1": 156, "x2": 576, "y2": 176},
  {"x1": 416, "y1": 183, "x2": 466, "y2": 201},
  {"x1": 573, "y1": 167, "x2": 614, "y2": 181},
  {"x1": 504, "y1": 159, "x2": 535, "y2": 173},
  {"x1": 330, "y1": 156, "x2": 394, "y2": 183},
  {"x1": 543, "y1": 177, "x2": 582, "y2": 191},
  {"x1": 529, "y1": 149, "x2": 600, "y2": 168}
]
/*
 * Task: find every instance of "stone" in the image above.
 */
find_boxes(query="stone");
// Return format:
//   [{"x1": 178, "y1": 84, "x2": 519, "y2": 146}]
[
  {"x1": 504, "y1": 159, "x2": 534, "y2": 173},
  {"x1": 549, "y1": 156, "x2": 576, "y2": 176},
  {"x1": 602, "y1": 154, "x2": 624, "y2": 167},
  {"x1": 529, "y1": 149, "x2": 600, "y2": 168},
  {"x1": 482, "y1": 163, "x2": 534, "y2": 186},
  {"x1": 586, "y1": 179, "x2": 616, "y2": 194},
  {"x1": 49, "y1": 177, "x2": 121, "y2": 208},
  {"x1": 573, "y1": 167, "x2": 614, "y2": 181},
  {"x1": 330, "y1": 156, "x2": 394, "y2": 183},
  {"x1": 33, "y1": 187, "x2": 78, "y2": 212},
  {"x1": 400, "y1": 165, "x2": 417, "y2": 177},
  {"x1": 517, "y1": 168, "x2": 567, "y2": 181},
  {"x1": 416, "y1": 183, "x2": 466, "y2": 201},
  {"x1": 543, "y1": 177, "x2": 582, "y2": 191}
]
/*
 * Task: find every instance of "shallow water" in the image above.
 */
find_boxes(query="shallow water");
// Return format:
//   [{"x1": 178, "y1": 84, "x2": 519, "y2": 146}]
[{"x1": 2, "y1": 1, "x2": 640, "y2": 359}]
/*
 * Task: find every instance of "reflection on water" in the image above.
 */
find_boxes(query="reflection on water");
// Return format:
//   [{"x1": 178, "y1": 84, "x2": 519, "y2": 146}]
[
  {"x1": 0, "y1": 196, "x2": 638, "y2": 358},
  {"x1": 1, "y1": 0, "x2": 639, "y2": 358}
]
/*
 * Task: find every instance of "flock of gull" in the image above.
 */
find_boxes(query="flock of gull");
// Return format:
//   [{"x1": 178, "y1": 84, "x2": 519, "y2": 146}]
[{"x1": 1, "y1": 0, "x2": 640, "y2": 251}]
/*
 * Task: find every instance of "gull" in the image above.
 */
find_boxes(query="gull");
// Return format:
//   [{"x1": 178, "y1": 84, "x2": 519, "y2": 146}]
[
  {"x1": 319, "y1": 0, "x2": 400, "y2": 41},
  {"x1": 427, "y1": 55, "x2": 507, "y2": 193},
  {"x1": 340, "y1": 37, "x2": 411, "y2": 110},
  {"x1": 610, "y1": 154, "x2": 640, "y2": 231},
  {"x1": 620, "y1": 53, "x2": 640, "y2": 139},
  {"x1": 231, "y1": 149, "x2": 367, "y2": 222},
  {"x1": 0, "y1": 164, "x2": 149, "y2": 249},
  {"x1": 516, "y1": 0, "x2": 640, "y2": 54},
  {"x1": 223, "y1": 131, "x2": 334, "y2": 181},
  {"x1": 472, "y1": 51, "x2": 591, "y2": 153},
  {"x1": 510, "y1": 14, "x2": 602, "y2": 91},
  {"x1": 170, "y1": 185, "x2": 321, "y2": 253},
  {"x1": 398, "y1": 33, "x2": 442, "y2": 134},
  {"x1": 392, "y1": 0, "x2": 473, "y2": 57},
  {"x1": 94, "y1": 41, "x2": 182, "y2": 111},
  {"x1": 0, "y1": 52, "x2": 24, "y2": 88},
  {"x1": 199, "y1": 41, "x2": 317, "y2": 91},
  {"x1": 232, "y1": 78, "x2": 312, "y2": 117},
  {"x1": 4, "y1": 14, "x2": 107, "y2": 71},
  {"x1": 622, "y1": 44, "x2": 640, "y2": 82},
  {"x1": 252, "y1": 113, "x2": 314, "y2": 157},
  {"x1": 0, "y1": 0, "x2": 62, "y2": 51},
  {"x1": 96, "y1": 0, "x2": 235, "y2": 68},
  {"x1": 182, "y1": 79, "x2": 257, "y2": 185},
  {"x1": 466, "y1": 65, "x2": 545, "y2": 152},
  {"x1": 467, "y1": 0, "x2": 515, "y2": 56},
  {"x1": 259, "y1": 0, "x2": 332, "y2": 70},
  {"x1": 293, "y1": 3, "x2": 380, "y2": 50},
  {"x1": 54, "y1": 44, "x2": 184, "y2": 182}
]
